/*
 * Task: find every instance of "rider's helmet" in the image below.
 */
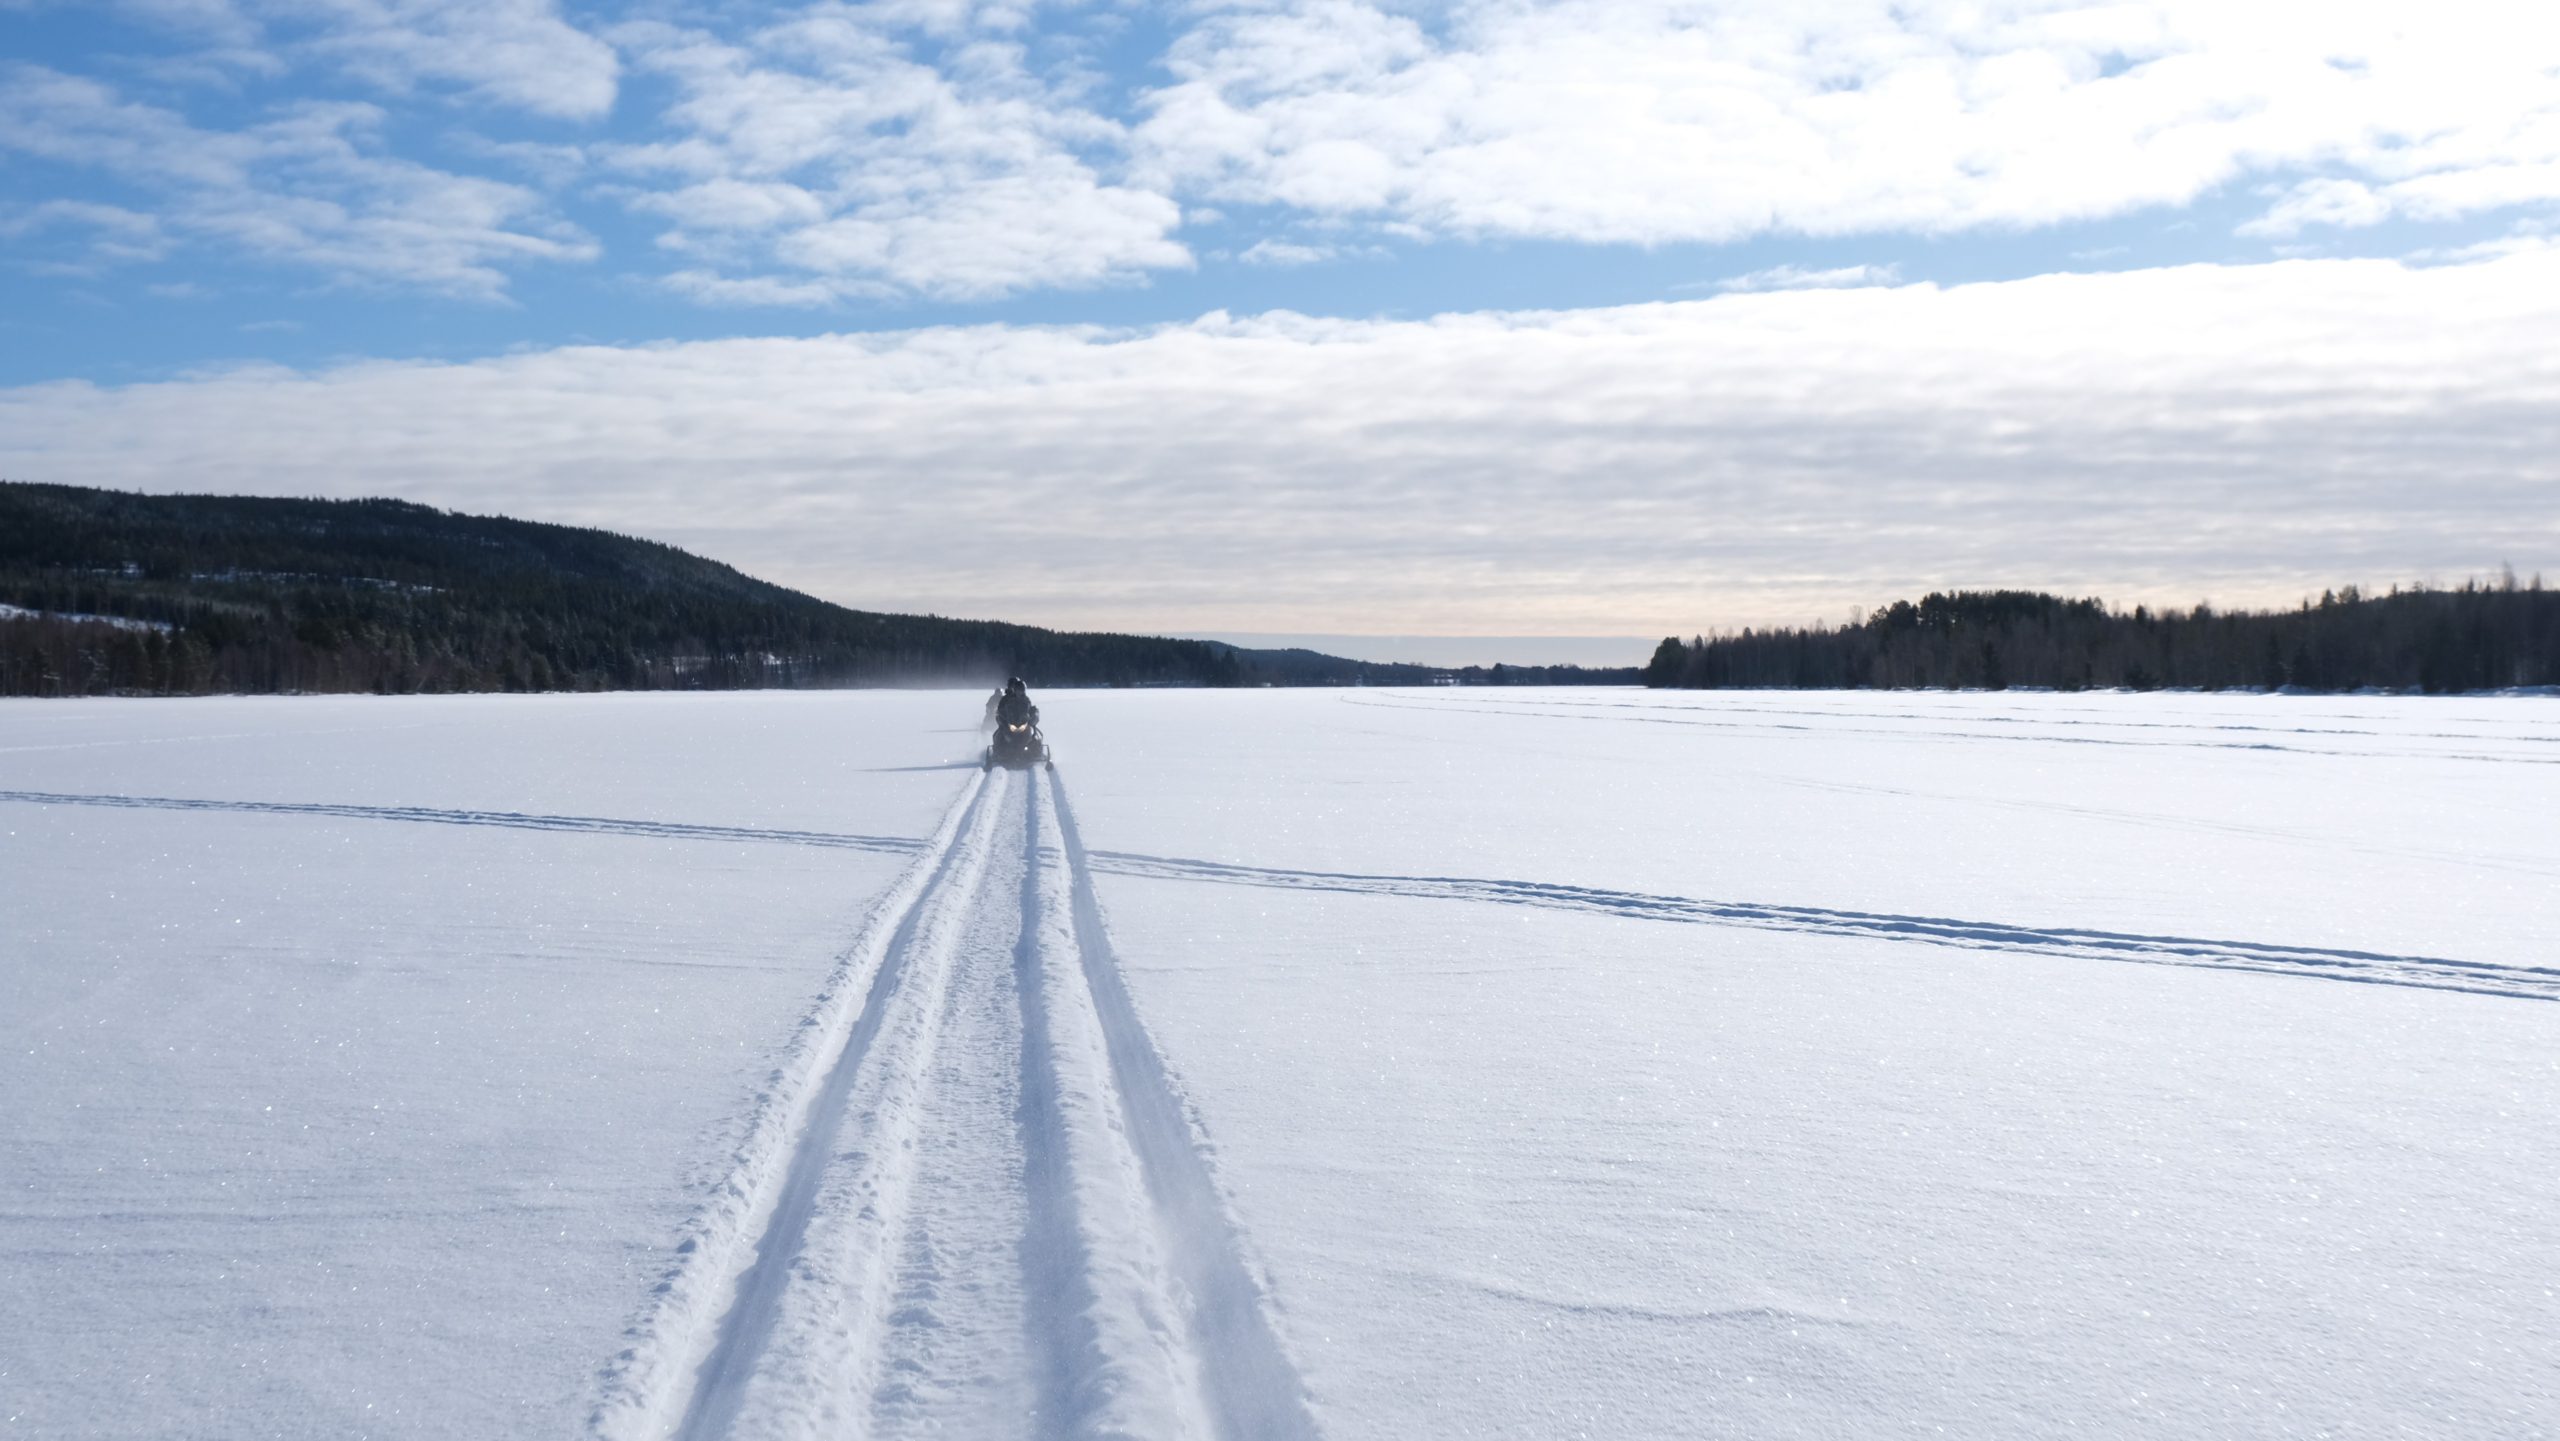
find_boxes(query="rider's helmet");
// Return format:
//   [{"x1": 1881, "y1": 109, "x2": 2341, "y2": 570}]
[{"x1": 1007, "y1": 676, "x2": 1026, "y2": 691}]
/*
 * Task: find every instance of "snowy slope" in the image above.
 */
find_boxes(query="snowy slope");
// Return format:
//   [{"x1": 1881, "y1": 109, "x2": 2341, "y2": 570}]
[{"x1": 4, "y1": 687, "x2": 2555, "y2": 1439}]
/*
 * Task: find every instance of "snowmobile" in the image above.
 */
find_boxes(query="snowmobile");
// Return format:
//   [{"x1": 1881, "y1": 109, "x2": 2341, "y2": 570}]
[{"x1": 985, "y1": 717, "x2": 1052, "y2": 771}]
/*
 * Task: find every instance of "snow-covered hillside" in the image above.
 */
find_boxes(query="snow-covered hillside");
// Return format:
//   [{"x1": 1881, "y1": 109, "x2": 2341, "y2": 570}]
[{"x1": 3, "y1": 688, "x2": 2554, "y2": 1438}]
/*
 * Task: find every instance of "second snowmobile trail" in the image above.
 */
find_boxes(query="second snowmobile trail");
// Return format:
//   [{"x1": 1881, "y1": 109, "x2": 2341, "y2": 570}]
[{"x1": 601, "y1": 767, "x2": 1315, "y2": 1441}]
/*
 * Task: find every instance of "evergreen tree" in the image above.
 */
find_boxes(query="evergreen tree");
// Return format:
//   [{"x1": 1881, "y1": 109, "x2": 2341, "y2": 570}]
[{"x1": 1642, "y1": 583, "x2": 2559, "y2": 694}]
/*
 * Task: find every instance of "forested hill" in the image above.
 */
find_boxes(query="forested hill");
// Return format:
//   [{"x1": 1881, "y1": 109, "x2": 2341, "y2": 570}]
[
  {"x1": 1200, "y1": 643, "x2": 1636, "y2": 688},
  {"x1": 0, "y1": 482, "x2": 1252, "y2": 696},
  {"x1": 1644, "y1": 583, "x2": 2559, "y2": 693}
]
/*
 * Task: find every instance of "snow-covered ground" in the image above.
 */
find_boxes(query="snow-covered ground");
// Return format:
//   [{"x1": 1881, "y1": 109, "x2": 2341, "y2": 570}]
[{"x1": 3, "y1": 688, "x2": 2554, "y2": 1438}]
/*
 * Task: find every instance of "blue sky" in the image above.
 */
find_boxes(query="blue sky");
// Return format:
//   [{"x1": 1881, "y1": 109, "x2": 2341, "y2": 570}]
[{"x1": 4, "y1": 1, "x2": 2557, "y2": 644}]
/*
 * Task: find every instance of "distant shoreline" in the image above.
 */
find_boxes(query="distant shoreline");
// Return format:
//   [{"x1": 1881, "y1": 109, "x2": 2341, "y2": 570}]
[
  {"x1": 1643, "y1": 584, "x2": 2558, "y2": 695},
  {"x1": 0, "y1": 482, "x2": 1638, "y2": 698}
]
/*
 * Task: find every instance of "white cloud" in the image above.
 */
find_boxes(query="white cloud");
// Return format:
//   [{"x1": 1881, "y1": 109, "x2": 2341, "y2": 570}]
[
  {"x1": 0, "y1": 63, "x2": 594, "y2": 296},
  {"x1": 608, "y1": 11, "x2": 1190, "y2": 301},
  {"x1": 100, "y1": 0, "x2": 292, "y2": 88},
  {"x1": 1710, "y1": 263, "x2": 1902, "y2": 293},
  {"x1": 771, "y1": 165, "x2": 1187, "y2": 297},
  {"x1": 0, "y1": 199, "x2": 173, "y2": 269},
  {"x1": 2411, "y1": 218, "x2": 2560, "y2": 265},
  {"x1": 7, "y1": 252, "x2": 2555, "y2": 632},
  {"x1": 660, "y1": 268, "x2": 852, "y2": 307},
  {"x1": 1134, "y1": 0, "x2": 2560, "y2": 248},
  {"x1": 444, "y1": 131, "x2": 589, "y2": 186},
  {"x1": 105, "y1": 0, "x2": 266, "y2": 49},
  {"x1": 2239, "y1": 178, "x2": 2391, "y2": 238},
  {"x1": 635, "y1": 178, "x2": 830, "y2": 235},
  {"x1": 286, "y1": 0, "x2": 619, "y2": 119},
  {"x1": 95, "y1": 0, "x2": 619, "y2": 116},
  {"x1": 1238, "y1": 238, "x2": 1329, "y2": 267},
  {"x1": 1237, "y1": 237, "x2": 1386, "y2": 266},
  {"x1": 27, "y1": 0, "x2": 2560, "y2": 307}
]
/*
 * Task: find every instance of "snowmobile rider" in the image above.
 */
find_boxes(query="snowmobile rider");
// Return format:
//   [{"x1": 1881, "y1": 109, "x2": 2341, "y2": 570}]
[{"x1": 996, "y1": 677, "x2": 1038, "y2": 729}]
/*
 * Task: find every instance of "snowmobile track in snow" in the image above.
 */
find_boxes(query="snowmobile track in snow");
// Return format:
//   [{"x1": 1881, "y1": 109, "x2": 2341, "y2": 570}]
[
  {"x1": 6, "y1": 787, "x2": 2539, "y2": 1002},
  {"x1": 6, "y1": 787, "x2": 2536, "y2": 1002},
  {"x1": 0, "y1": 788, "x2": 927, "y2": 857},
  {"x1": 583, "y1": 767, "x2": 1316, "y2": 1441},
  {"x1": 1085, "y1": 850, "x2": 2560, "y2": 1004}
]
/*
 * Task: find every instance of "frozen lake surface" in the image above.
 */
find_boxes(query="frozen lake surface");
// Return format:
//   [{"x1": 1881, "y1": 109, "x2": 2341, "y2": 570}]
[{"x1": 3, "y1": 688, "x2": 2555, "y2": 1438}]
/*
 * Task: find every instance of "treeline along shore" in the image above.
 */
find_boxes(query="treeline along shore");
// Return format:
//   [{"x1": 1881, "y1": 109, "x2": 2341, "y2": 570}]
[
  {"x1": 1645, "y1": 583, "x2": 2559, "y2": 693},
  {"x1": 0, "y1": 483, "x2": 1635, "y2": 697}
]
